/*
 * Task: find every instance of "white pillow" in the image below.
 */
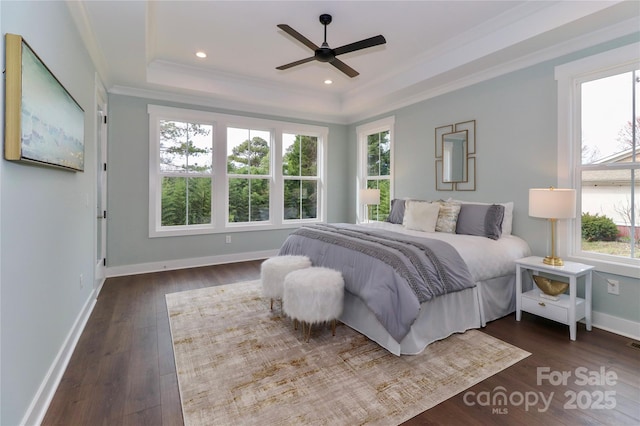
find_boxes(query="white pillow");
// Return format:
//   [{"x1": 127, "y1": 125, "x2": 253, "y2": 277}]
[
  {"x1": 451, "y1": 200, "x2": 514, "y2": 235},
  {"x1": 403, "y1": 200, "x2": 441, "y2": 232}
]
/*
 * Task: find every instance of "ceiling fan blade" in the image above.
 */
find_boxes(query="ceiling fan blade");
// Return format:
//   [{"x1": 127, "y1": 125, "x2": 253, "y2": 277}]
[
  {"x1": 330, "y1": 58, "x2": 359, "y2": 78},
  {"x1": 276, "y1": 56, "x2": 316, "y2": 71},
  {"x1": 333, "y1": 35, "x2": 386, "y2": 56},
  {"x1": 277, "y1": 24, "x2": 319, "y2": 51}
]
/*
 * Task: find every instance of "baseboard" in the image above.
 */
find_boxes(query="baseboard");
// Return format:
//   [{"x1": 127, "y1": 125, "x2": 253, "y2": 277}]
[
  {"x1": 590, "y1": 310, "x2": 640, "y2": 341},
  {"x1": 105, "y1": 249, "x2": 279, "y2": 278},
  {"x1": 20, "y1": 287, "x2": 99, "y2": 426}
]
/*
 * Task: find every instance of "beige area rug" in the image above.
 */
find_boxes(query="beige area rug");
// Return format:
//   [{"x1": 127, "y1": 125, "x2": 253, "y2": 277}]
[{"x1": 166, "y1": 280, "x2": 530, "y2": 426}]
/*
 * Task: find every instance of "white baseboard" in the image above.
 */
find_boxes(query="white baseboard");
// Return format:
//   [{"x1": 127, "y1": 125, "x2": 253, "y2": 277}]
[
  {"x1": 590, "y1": 310, "x2": 640, "y2": 341},
  {"x1": 105, "y1": 249, "x2": 278, "y2": 278},
  {"x1": 20, "y1": 287, "x2": 99, "y2": 426}
]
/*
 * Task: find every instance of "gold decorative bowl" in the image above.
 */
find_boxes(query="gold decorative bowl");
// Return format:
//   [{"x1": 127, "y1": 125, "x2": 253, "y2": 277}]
[{"x1": 533, "y1": 276, "x2": 569, "y2": 296}]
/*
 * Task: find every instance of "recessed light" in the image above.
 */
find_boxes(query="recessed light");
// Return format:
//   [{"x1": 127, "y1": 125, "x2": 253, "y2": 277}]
[
  {"x1": 196, "y1": 51, "x2": 207, "y2": 59},
  {"x1": 324, "y1": 79, "x2": 333, "y2": 85}
]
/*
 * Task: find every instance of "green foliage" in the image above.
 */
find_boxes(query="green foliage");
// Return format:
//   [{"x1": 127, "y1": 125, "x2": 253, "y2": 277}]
[
  {"x1": 159, "y1": 120, "x2": 212, "y2": 226},
  {"x1": 283, "y1": 135, "x2": 318, "y2": 220},
  {"x1": 227, "y1": 136, "x2": 271, "y2": 222},
  {"x1": 581, "y1": 213, "x2": 619, "y2": 242},
  {"x1": 160, "y1": 126, "x2": 320, "y2": 225},
  {"x1": 366, "y1": 130, "x2": 391, "y2": 221}
]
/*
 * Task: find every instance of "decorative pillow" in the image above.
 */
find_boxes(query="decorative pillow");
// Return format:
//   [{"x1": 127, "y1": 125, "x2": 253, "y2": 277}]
[
  {"x1": 452, "y1": 200, "x2": 514, "y2": 235},
  {"x1": 435, "y1": 201, "x2": 461, "y2": 233},
  {"x1": 386, "y1": 199, "x2": 406, "y2": 224},
  {"x1": 403, "y1": 200, "x2": 440, "y2": 232},
  {"x1": 456, "y1": 203, "x2": 505, "y2": 240}
]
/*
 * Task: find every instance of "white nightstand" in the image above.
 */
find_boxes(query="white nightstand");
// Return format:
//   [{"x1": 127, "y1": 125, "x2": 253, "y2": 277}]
[{"x1": 515, "y1": 256, "x2": 594, "y2": 341}]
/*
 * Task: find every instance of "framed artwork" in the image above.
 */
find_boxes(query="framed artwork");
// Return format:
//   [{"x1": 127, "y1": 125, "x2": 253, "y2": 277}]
[{"x1": 4, "y1": 33, "x2": 85, "y2": 172}]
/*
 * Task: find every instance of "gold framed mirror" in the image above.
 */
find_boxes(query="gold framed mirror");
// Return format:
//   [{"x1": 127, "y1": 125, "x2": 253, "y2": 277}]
[
  {"x1": 434, "y1": 120, "x2": 476, "y2": 191},
  {"x1": 442, "y1": 130, "x2": 467, "y2": 183}
]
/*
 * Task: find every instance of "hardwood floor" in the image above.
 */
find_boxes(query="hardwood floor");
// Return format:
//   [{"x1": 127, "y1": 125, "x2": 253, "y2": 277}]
[{"x1": 43, "y1": 261, "x2": 640, "y2": 425}]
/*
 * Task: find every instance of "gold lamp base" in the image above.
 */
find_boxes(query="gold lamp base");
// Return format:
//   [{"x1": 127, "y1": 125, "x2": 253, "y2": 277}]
[{"x1": 543, "y1": 255, "x2": 564, "y2": 266}]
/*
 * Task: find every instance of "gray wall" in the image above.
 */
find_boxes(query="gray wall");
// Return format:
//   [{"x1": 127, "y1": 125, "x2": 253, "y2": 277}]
[
  {"x1": 0, "y1": 2, "x2": 99, "y2": 424},
  {"x1": 107, "y1": 95, "x2": 350, "y2": 268},
  {"x1": 348, "y1": 36, "x2": 640, "y2": 324}
]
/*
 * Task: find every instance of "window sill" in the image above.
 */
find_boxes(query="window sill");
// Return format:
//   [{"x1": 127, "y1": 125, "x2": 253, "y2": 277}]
[
  {"x1": 567, "y1": 254, "x2": 639, "y2": 279},
  {"x1": 149, "y1": 220, "x2": 323, "y2": 238}
]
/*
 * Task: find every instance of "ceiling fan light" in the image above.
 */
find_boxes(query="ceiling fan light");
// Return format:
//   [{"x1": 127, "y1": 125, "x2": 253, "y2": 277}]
[{"x1": 195, "y1": 51, "x2": 207, "y2": 59}]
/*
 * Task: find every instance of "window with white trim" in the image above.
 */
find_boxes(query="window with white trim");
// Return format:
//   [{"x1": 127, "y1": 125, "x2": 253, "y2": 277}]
[
  {"x1": 357, "y1": 116, "x2": 394, "y2": 222},
  {"x1": 556, "y1": 44, "x2": 639, "y2": 275},
  {"x1": 282, "y1": 133, "x2": 320, "y2": 221},
  {"x1": 149, "y1": 105, "x2": 327, "y2": 237}
]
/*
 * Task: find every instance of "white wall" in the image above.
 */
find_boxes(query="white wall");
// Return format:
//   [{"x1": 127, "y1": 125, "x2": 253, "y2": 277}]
[{"x1": 0, "y1": 2, "x2": 99, "y2": 424}]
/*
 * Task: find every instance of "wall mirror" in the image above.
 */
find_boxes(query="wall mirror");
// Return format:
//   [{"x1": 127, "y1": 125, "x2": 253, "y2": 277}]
[
  {"x1": 442, "y1": 130, "x2": 467, "y2": 183},
  {"x1": 435, "y1": 120, "x2": 476, "y2": 191}
]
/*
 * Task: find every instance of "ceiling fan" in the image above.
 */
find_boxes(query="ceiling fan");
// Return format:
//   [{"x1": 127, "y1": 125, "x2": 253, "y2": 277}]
[{"x1": 276, "y1": 14, "x2": 386, "y2": 78}]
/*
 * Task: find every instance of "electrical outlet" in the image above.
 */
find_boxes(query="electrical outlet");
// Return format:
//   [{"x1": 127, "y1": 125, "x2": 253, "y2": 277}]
[
  {"x1": 607, "y1": 279, "x2": 619, "y2": 295},
  {"x1": 79, "y1": 273, "x2": 84, "y2": 289},
  {"x1": 225, "y1": 235, "x2": 232, "y2": 244}
]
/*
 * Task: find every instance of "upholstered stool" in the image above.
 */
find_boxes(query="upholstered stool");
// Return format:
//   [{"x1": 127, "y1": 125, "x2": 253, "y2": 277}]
[
  {"x1": 283, "y1": 267, "x2": 344, "y2": 341},
  {"x1": 261, "y1": 255, "x2": 311, "y2": 310}
]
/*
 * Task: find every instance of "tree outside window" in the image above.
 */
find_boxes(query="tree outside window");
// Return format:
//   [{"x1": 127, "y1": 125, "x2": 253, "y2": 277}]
[
  {"x1": 366, "y1": 130, "x2": 391, "y2": 221},
  {"x1": 283, "y1": 133, "x2": 318, "y2": 220},
  {"x1": 159, "y1": 120, "x2": 212, "y2": 226},
  {"x1": 227, "y1": 128, "x2": 271, "y2": 223}
]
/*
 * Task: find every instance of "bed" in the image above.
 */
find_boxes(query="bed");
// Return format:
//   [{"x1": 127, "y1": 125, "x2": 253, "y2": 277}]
[{"x1": 278, "y1": 200, "x2": 532, "y2": 355}]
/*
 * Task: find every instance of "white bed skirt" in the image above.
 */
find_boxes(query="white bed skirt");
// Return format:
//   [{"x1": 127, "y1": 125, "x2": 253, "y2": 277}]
[
  {"x1": 340, "y1": 286, "x2": 481, "y2": 356},
  {"x1": 339, "y1": 274, "x2": 532, "y2": 356}
]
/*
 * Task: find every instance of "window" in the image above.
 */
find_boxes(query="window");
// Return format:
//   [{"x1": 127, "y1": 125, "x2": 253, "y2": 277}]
[
  {"x1": 556, "y1": 43, "x2": 639, "y2": 276},
  {"x1": 149, "y1": 105, "x2": 327, "y2": 236},
  {"x1": 227, "y1": 127, "x2": 271, "y2": 223},
  {"x1": 282, "y1": 133, "x2": 319, "y2": 221},
  {"x1": 357, "y1": 117, "x2": 394, "y2": 222}
]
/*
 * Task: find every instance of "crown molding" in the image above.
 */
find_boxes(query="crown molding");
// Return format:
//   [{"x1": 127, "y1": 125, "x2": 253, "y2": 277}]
[{"x1": 109, "y1": 84, "x2": 349, "y2": 125}]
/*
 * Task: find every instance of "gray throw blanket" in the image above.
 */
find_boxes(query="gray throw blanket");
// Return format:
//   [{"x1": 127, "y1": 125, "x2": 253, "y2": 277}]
[{"x1": 278, "y1": 223, "x2": 475, "y2": 342}]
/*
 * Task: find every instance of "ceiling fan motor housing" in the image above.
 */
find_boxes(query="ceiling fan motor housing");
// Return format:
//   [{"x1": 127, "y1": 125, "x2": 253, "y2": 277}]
[{"x1": 315, "y1": 46, "x2": 334, "y2": 62}]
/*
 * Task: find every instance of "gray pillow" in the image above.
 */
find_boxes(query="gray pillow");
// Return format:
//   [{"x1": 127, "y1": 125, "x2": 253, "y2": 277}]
[
  {"x1": 456, "y1": 204, "x2": 505, "y2": 240},
  {"x1": 386, "y1": 199, "x2": 406, "y2": 224}
]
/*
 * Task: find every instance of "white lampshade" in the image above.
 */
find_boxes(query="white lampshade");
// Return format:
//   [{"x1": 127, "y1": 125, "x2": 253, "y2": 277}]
[
  {"x1": 529, "y1": 188, "x2": 576, "y2": 219},
  {"x1": 360, "y1": 188, "x2": 380, "y2": 205}
]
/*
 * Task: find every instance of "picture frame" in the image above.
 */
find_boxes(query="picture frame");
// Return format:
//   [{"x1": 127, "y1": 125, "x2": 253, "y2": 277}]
[{"x1": 4, "y1": 33, "x2": 85, "y2": 172}]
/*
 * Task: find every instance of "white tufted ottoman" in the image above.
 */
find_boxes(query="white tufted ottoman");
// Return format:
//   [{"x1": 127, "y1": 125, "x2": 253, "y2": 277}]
[
  {"x1": 283, "y1": 267, "x2": 344, "y2": 341},
  {"x1": 261, "y1": 255, "x2": 311, "y2": 310}
]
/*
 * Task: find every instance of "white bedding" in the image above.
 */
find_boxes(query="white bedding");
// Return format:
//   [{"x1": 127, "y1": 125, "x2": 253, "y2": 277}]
[
  {"x1": 334, "y1": 222, "x2": 532, "y2": 354},
  {"x1": 360, "y1": 221, "x2": 531, "y2": 282}
]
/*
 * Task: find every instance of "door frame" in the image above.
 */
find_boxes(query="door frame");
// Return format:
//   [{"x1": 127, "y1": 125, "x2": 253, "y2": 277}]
[{"x1": 95, "y1": 77, "x2": 108, "y2": 288}]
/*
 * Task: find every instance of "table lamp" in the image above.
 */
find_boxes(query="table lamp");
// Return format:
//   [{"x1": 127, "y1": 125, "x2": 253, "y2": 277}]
[
  {"x1": 360, "y1": 188, "x2": 380, "y2": 222},
  {"x1": 529, "y1": 187, "x2": 576, "y2": 266}
]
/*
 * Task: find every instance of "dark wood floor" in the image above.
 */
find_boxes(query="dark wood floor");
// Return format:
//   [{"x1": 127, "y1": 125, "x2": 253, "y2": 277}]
[{"x1": 43, "y1": 261, "x2": 640, "y2": 425}]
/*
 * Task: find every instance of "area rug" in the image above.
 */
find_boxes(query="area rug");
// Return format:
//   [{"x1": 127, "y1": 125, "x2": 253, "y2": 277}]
[{"x1": 166, "y1": 280, "x2": 530, "y2": 426}]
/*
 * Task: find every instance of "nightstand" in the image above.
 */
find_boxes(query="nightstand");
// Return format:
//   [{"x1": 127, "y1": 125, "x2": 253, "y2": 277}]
[{"x1": 515, "y1": 256, "x2": 594, "y2": 340}]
